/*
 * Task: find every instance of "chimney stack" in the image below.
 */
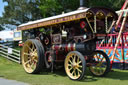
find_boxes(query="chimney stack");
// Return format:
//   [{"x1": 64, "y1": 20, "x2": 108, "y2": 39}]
[
  {"x1": 78, "y1": 0, "x2": 87, "y2": 10},
  {"x1": 80, "y1": 0, "x2": 85, "y2": 7}
]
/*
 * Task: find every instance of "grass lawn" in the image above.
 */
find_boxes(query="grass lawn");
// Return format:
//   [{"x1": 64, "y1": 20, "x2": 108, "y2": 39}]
[{"x1": 0, "y1": 56, "x2": 128, "y2": 85}]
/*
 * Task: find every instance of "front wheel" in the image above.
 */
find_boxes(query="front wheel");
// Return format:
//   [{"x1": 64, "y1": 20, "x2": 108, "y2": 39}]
[
  {"x1": 65, "y1": 51, "x2": 86, "y2": 80},
  {"x1": 89, "y1": 50, "x2": 110, "y2": 77},
  {"x1": 22, "y1": 39, "x2": 45, "y2": 74}
]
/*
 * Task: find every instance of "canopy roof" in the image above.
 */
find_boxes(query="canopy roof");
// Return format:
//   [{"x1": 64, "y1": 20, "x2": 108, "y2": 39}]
[{"x1": 17, "y1": 7, "x2": 118, "y2": 31}]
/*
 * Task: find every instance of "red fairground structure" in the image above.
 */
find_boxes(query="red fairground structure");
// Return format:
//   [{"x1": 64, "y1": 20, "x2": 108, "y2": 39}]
[{"x1": 97, "y1": 0, "x2": 128, "y2": 70}]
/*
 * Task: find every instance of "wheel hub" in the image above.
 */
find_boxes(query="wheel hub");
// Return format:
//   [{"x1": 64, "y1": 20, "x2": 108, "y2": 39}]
[{"x1": 72, "y1": 63, "x2": 79, "y2": 69}]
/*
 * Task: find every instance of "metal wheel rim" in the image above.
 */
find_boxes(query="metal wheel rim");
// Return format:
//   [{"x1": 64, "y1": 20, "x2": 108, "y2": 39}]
[
  {"x1": 90, "y1": 52, "x2": 107, "y2": 76},
  {"x1": 22, "y1": 40, "x2": 38, "y2": 73},
  {"x1": 65, "y1": 53, "x2": 83, "y2": 80}
]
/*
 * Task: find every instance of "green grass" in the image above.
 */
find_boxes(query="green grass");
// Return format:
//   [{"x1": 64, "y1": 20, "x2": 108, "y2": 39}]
[{"x1": 0, "y1": 56, "x2": 128, "y2": 85}]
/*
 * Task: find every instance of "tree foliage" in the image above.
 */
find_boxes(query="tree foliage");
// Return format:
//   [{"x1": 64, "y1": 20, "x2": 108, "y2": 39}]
[
  {"x1": 0, "y1": 0, "x2": 42, "y2": 30},
  {"x1": 0, "y1": 0, "x2": 127, "y2": 30},
  {"x1": 87, "y1": 0, "x2": 126, "y2": 10},
  {"x1": 39, "y1": 0, "x2": 79, "y2": 17},
  {"x1": 39, "y1": 0, "x2": 126, "y2": 18}
]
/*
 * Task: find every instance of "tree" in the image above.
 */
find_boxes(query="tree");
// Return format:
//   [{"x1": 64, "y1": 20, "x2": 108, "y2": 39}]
[
  {"x1": 39, "y1": 0, "x2": 80, "y2": 18},
  {"x1": 39, "y1": 0, "x2": 61, "y2": 17},
  {"x1": 39, "y1": 0, "x2": 126, "y2": 18},
  {"x1": 0, "y1": 0, "x2": 126, "y2": 30},
  {"x1": 0, "y1": 0, "x2": 42, "y2": 30},
  {"x1": 87, "y1": 0, "x2": 125, "y2": 10}
]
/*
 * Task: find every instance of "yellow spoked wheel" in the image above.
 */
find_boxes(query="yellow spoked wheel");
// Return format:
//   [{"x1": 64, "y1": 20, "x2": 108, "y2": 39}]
[
  {"x1": 22, "y1": 39, "x2": 44, "y2": 74},
  {"x1": 65, "y1": 51, "x2": 86, "y2": 80},
  {"x1": 89, "y1": 50, "x2": 110, "y2": 77}
]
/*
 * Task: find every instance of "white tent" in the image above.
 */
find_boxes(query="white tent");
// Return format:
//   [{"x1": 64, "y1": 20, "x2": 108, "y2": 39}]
[{"x1": 0, "y1": 30, "x2": 13, "y2": 40}]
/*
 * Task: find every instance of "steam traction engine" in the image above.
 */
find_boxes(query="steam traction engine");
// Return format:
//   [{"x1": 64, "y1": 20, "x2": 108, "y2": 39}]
[{"x1": 17, "y1": 7, "x2": 118, "y2": 80}]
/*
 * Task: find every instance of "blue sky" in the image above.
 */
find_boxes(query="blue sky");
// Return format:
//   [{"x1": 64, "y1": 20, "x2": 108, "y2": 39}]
[{"x1": 0, "y1": 0, "x2": 7, "y2": 17}]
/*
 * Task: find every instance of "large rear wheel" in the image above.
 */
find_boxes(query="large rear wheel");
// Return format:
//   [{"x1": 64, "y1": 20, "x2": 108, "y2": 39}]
[
  {"x1": 65, "y1": 51, "x2": 86, "y2": 80},
  {"x1": 22, "y1": 39, "x2": 45, "y2": 74},
  {"x1": 89, "y1": 50, "x2": 110, "y2": 77}
]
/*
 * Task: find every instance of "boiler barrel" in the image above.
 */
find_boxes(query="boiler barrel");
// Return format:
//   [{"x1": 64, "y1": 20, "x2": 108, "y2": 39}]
[{"x1": 52, "y1": 42, "x2": 96, "y2": 55}]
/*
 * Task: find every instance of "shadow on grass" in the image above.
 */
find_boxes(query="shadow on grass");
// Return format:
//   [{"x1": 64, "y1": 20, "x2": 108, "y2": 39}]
[
  {"x1": 0, "y1": 75, "x2": 4, "y2": 77},
  {"x1": 39, "y1": 67, "x2": 67, "y2": 76},
  {"x1": 81, "y1": 69, "x2": 128, "y2": 82},
  {"x1": 32, "y1": 67, "x2": 128, "y2": 82},
  {"x1": 105, "y1": 70, "x2": 128, "y2": 80},
  {"x1": 33, "y1": 67, "x2": 98, "y2": 82}
]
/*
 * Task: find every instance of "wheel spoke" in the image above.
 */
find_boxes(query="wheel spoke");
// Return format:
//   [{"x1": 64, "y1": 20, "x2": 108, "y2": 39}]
[
  {"x1": 33, "y1": 49, "x2": 37, "y2": 54},
  {"x1": 71, "y1": 69, "x2": 75, "y2": 75},
  {"x1": 73, "y1": 55, "x2": 76, "y2": 63},
  {"x1": 77, "y1": 71, "x2": 80, "y2": 77},
  {"x1": 25, "y1": 44, "x2": 33, "y2": 52},
  {"x1": 68, "y1": 64, "x2": 72, "y2": 67},
  {"x1": 31, "y1": 43, "x2": 35, "y2": 51},
  {"x1": 74, "y1": 69, "x2": 76, "y2": 77},
  {"x1": 70, "y1": 55, "x2": 74, "y2": 60},
  {"x1": 69, "y1": 59, "x2": 73, "y2": 64},
  {"x1": 76, "y1": 68, "x2": 82, "y2": 73},
  {"x1": 24, "y1": 59, "x2": 31, "y2": 65},
  {"x1": 31, "y1": 62, "x2": 36, "y2": 69},
  {"x1": 100, "y1": 57, "x2": 104, "y2": 62},
  {"x1": 69, "y1": 67, "x2": 73, "y2": 71},
  {"x1": 79, "y1": 65, "x2": 82, "y2": 68},
  {"x1": 78, "y1": 61, "x2": 82, "y2": 64},
  {"x1": 96, "y1": 54, "x2": 99, "y2": 62},
  {"x1": 77, "y1": 57, "x2": 79, "y2": 63},
  {"x1": 33, "y1": 58, "x2": 38, "y2": 62},
  {"x1": 96, "y1": 62, "x2": 101, "y2": 67},
  {"x1": 24, "y1": 53, "x2": 31, "y2": 56},
  {"x1": 33, "y1": 55, "x2": 37, "y2": 60}
]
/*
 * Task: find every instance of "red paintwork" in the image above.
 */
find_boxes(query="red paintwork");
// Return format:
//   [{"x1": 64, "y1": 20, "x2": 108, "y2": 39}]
[
  {"x1": 80, "y1": 21, "x2": 86, "y2": 29},
  {"x1": 97, "y1": 32, "x2": 128, "y2": 66},
  {"x1": 19, "y1": 43, "x2": 24, "y2": 47}
]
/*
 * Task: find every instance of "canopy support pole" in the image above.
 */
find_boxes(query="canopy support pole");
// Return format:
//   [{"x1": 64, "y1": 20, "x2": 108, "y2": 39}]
[
  {"x1": 85, "y1": 17, "x2": 94, "y2": 33},
  {"x1": 94, "y1": 16, "x2": 97, "y2": 33},
  {"x1": 105, "y1": 17, "x2": 108, "y2": 33}
]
